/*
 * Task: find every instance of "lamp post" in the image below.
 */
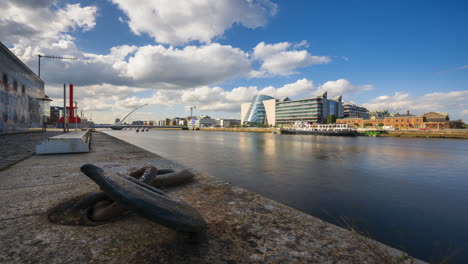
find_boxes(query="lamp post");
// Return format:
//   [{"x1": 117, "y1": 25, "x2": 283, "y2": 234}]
[{"x1": 37, "y1": 54, "x2": 77, "y2": 133}]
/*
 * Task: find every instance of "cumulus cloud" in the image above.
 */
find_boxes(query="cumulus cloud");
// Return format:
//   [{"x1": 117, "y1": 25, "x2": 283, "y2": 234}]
[
  {"x1": 0, "y1": 1, "x2": 97, "y2": 48},
  {"x1": 315, "y1": 78, "x2": 374, "y2": 98},
  {"x1": 2, "y1": 1, "x2": 324, "y2": 92},
  {"x1": 117, "y1": 44, "x2": 251, "y2": 88},
  {"x1": 11, "y1": 42, "x2": 138, "y2": 87},
  {"x1": 112, "y1": 78, "x2": 314, "y2": 113},
  {"x1": 47, "y1": 83, "x2": 147, "y2": 112},
  {"x1": 258, "y1": 78, "x2": 313, "y2": 98},
  {"x1": 363, "y1": 91, "x2": 468, "y2": 119},
  {"x1": 12, "y1": 41, "x2": 252, "y2": 89},
  {"x1": 111, "y1": 0, "x2": 277, "y2": 45},
  {"x1": 252, "y1": 41, "x2": 330, "y2": 76}
]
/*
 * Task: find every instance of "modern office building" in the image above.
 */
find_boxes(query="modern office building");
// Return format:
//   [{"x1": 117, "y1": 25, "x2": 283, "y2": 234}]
[
  {"x1": 216, "y1": 119, "x2": 241, "y2": 128},
  {"x1": 187, "y1": 115, "x2": 217, "y2": 128},
  {"x1": 274, "y1": 97, "x2": 324, "y2": 126},
  {"x1": 1, "y1": 41, "x2": 48, "y2": 133},
  {"x1": 343, "y1": 102, "x2": 369, "y2": 119},
  {"x1": 48, "y1": 106, "x2": 64, "y2": 126},
  {"x1": 242, "y1": 92, "x2": 344, "y2": 127},
  {"x1": 369, "y1": 110, "x2": 390, "y2": 119},
  {"x1": 241, "y1": 95, "x2": 275, "y2": 125}
]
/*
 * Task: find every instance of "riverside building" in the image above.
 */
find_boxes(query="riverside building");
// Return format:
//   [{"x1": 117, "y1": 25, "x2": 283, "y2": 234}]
[
  {"x1": 216, "y1": 119, "x2": 241, "y2": 128},
  {"x1": 1, "y1": 42, "x2": 49, "y2": 134},
  {"x1": 241, "y1": 95, "x2": 275, "y2": 125},
  {"x1": 241, "y1": 92, "x2": 344, "y2": 127},
  {"x1": 343, "y1": 102, "x2": 369, "y2": 119},
  {"x1": 336, "y1": 111, "x2": 463, "y2": 130}
]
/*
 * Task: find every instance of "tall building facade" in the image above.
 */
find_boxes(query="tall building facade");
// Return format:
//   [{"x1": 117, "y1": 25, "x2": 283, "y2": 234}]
[
  {"x1": 1, "y1": 42, "x2": 46, "y2": 133},
  {"x1": 241, "y1": 95, "x2": 274, "y2": 125},
  {"x1": 241, "y1": 92, "x2": 345, "y2": 126},
  {"x1": 275, "y1": 97, "x2": 324, "y2": 126},
  {"x1": 343, "y1": 102, "x2": 369, "y2": 119}
]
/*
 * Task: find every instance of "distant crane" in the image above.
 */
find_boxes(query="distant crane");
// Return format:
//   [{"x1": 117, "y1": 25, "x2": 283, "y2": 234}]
[
  {"x1": 185, "y1": 105, "x2": 197, "y2": 117},
  {"x1": 37, "y1": 54, "x2": 77, "y2": 78},
  {"x1": 185, "y1": 105, "x2": 197, "y2": 128}
]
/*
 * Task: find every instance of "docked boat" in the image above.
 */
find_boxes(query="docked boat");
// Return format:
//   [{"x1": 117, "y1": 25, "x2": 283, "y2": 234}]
[{"x1": 280, "y1": 122, "x2": 357, "y2": 136}]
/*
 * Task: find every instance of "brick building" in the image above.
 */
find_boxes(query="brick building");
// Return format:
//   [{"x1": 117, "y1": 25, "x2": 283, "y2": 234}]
[
  {"x1": 337, "y1": 111, "x2": 463, "y2": 130},
  {"x1": 423, "y1": 121, "x2": 463, "y2": 129},
  {"x1": 337, "y1": 116, "x2": 424, "y2": 129}
]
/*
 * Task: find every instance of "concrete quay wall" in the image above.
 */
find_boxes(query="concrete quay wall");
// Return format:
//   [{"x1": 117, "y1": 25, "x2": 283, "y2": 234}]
[
  {"x1": 0, "y1": 132, "x2": 424, "y2": 263},
  {"x1": 199, "y1": 127, "x2": 278, "y2": 133},
  {"x1": 380, "y1": 129, "x2": 468, "y2": 139}
]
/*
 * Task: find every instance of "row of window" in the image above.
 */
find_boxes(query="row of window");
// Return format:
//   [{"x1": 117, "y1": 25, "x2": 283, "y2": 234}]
[
  {"x1": 277, "y1": 101, "x2": 321, "y2": 107},
  {"x1": 277, "y1": 109, "x2": 321, "y2": 115},
  {"x1": 342, "y1": 118, "x2": 422, "y2": 124},
  {"x1": 2, "y1": 73, "x2": 26, "y2": 94},
  {"x1": 394, "y1": 119, "x2": 420, "y2": 122},
  {"x1": 277, "y1": 106, "x2": 321, "y2": 112},
  {"x1": 277, "y1": 113, "x2": 321, "y2": 119}
]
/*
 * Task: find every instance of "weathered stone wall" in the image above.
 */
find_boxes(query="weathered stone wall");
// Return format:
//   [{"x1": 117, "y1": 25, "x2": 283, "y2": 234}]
[{"x1": 0, "y1": 42, "x2": 44, "y2": 134}]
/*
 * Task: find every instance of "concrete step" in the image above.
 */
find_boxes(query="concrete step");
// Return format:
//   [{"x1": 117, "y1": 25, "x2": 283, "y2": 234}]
[{"x1": 36, "y1": 130, "x2": 91, "y2": 154}]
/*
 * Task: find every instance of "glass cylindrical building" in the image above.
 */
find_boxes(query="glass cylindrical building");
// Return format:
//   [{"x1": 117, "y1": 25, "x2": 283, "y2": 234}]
[{"x1": 244, "y1": 95, "x2": 275, "y2": 125}]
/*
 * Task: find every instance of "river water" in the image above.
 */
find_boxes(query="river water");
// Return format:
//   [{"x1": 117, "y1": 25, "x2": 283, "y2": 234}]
[{"x1": 104, "y1": 129, "x2": 468, "y2": 263}]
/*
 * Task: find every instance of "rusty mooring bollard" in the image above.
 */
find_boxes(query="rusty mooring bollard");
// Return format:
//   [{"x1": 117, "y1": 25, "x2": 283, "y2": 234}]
[{"x1": 49, "y1": 165, "x2": 206, "y2": 234}]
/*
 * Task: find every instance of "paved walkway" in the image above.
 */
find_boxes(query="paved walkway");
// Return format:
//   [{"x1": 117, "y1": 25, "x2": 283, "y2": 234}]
[
  {"x1": 0, "y1": 132, "x2": 424, "y2": 263},
  {"x1": 0, "y1": 131, "x2": 63, "y2": 170}
]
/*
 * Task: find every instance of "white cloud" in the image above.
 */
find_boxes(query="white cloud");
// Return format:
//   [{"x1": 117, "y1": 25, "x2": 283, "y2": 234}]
[
  {"x1": 0, "y1": 1, "x2": 97, "y2": 48},
  {"x1": 315, "y1": 79, "x2": 374, "y2": 98},
  {"x1": 258, "y1": 78, "x2": 313, "y2": 98},
  {"x1": 12, "y1": 41, "x2": 252, "y2": 89},
  {"x1": 363, "y1": 91, "x2": 468, "y2": 120},
  {"x1": 118, "y1": 44, "x2": 251, "y2": 88},
  {"x1": 47, "y1": 83, "x2": 147, "y2": 116},
  {"x1": 252, "y1": 41, "x2": 330, "y2": 76},
  {"x1": 111, "y1": 0, "x2": 277, "y2": 45},
  {"x1": 112, "y1": 78, "x2": 314, "y2": 113},
  {"x1": 1, "y1": 1, "x2": 328, "y2": 93}
]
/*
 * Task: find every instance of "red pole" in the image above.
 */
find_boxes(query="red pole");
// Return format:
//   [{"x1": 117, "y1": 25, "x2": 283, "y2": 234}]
[{"x1": 69, "y1": 84, "x2": 74, "y2": 119}]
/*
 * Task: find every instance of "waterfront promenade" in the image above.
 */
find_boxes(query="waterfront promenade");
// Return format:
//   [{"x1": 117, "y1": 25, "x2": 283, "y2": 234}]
[
  {"x1": 0, "y1": 131, "x2": 423, "y2": 263},
  {"x1": 0, "y1": 131, "x2": 63, "y2": 171}
]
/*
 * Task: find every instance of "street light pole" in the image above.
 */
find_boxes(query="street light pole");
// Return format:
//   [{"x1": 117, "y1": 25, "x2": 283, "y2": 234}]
[{"x1": 63, "y1": 83, "x2": 66, "y2": 132}]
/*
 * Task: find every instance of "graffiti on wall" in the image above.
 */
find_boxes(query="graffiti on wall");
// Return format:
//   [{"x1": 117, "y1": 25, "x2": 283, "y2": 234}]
[{"x1": 0, "y1": 80, "x2": 42, "y2": 133}]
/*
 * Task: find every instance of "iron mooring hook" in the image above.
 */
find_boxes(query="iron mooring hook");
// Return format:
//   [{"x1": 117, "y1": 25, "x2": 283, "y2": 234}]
[{"x1": 49, "y1": 165, "x2": 206, "y2": 237}]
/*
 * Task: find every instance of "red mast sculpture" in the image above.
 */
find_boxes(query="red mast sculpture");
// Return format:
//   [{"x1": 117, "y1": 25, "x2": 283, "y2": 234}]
[{"x1": 58, "y1": 84, "x2": 81, "y2": 128}]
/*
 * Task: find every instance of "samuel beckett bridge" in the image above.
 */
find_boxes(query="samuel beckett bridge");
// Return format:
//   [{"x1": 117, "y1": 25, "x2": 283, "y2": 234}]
[{"x1": 93, "y1": 104, "x2": 189, "y2": 131}]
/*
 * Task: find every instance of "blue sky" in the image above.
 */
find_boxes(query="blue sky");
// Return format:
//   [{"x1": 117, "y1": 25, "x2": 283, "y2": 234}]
[{"x1": 1, "y1": 0, "x2": 467, "y2": 122}]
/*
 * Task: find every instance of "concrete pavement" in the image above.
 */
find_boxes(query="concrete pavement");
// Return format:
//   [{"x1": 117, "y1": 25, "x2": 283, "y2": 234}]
[{"x1": 0, "y1": 132, "x2": 424, "y2": 263}]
